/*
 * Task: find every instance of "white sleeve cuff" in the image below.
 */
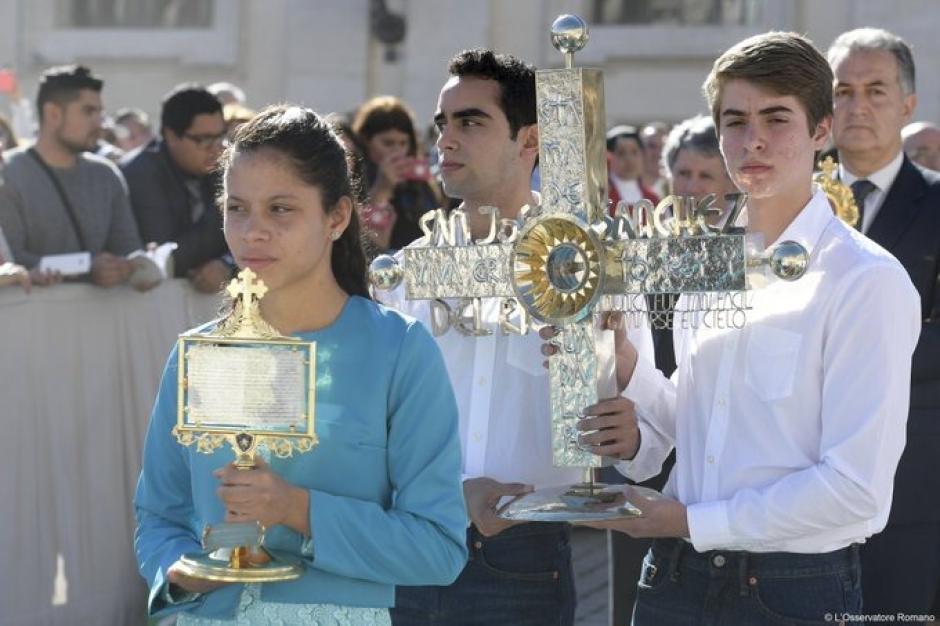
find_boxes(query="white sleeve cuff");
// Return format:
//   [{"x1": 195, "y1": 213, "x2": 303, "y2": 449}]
[
  {"x1": 687, "y1": 500, "x2": 734, "y2": 552},
  {"x1": 614, "y1": 419, "x2": 658, "y2": 481}
]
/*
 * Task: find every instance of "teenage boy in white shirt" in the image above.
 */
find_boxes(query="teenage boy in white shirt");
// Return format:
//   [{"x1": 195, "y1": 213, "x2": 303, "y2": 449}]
[{"x1": 555, "y1": 31, "x2": 921, "y2": 624}]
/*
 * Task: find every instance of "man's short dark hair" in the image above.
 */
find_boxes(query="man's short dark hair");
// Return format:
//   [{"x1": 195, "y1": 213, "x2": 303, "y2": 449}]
[
  {"x1": 36, "y1": 65, "x2": 103, "y2": 121},
  {"x1": 606, "y1": 125, "x2": 644, "y2": 152},
  {"x1": 703, "y1": 32, "x2": 833, "y2": 136},
  {"x1": 160, "y1": 83, "x2": 223, "y2": 137},
  {"x1": 447, "y1": 48, "x2": 536, "y2": 139}
]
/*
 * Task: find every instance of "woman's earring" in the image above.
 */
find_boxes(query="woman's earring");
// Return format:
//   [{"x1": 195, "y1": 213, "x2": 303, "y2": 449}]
[{"x1": 330, "y1": 231, "x2": 341, "y2": 241}]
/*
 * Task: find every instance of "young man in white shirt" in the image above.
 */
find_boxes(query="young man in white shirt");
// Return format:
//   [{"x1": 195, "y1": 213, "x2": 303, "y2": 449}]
[
  {"x1": 383, "y1": 49, "x2": 653, "y2": 626},
  {"x1": 572, "y1": 32, "x2": 921, "y2": 624}
]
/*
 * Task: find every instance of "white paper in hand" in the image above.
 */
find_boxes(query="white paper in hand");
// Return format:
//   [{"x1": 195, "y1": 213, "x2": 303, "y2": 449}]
[
  {"x1": 127, "y1": 242, "x2": 178, "y2": 289},
  {"x1": 38, "y1": 252, "x2": 91, "y2": 276}
]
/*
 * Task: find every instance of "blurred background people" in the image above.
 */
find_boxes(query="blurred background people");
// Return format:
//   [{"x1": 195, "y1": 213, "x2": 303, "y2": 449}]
[
  {"x1": 352, "y1": 95, "x2": 441, "y2": 253},
  {"x1": 95, "y1": 113, "x2": 125, "y2": 162},
  {"x1": 113, "y1": 107, "x2": 154, "y2": 154},
  {"x1": 121, "y1": 83, "x2": 231, "y2": 293},
  {"x1": 640, "y1": 121, "x2": 669, "y2": 197},
  {"x1": 0, "y1": 64, "x2": 143, "y2": 288},
  {"x1": 0, "y1": 114, "x2": 17, "y2": 150},
  {"x1": 0, "y1": 223, "x2": 30, "y2": 291},
  {"x1": 663, "y1": 115, "x2": 737, "y2": 205},
  {"x1": 223, "y1": 102, "x2": 257, "y2": 141},
  {"x1": 902, "y1": 121, "x2": 940, "y2": 171},
  {"x1": 606, "y1": 124, "x2": 659, "y2": 214},
  {"x1": 207, "y1": 80, "x2": 247, "y2": 107},
  {"x1": 0, "y1": 67, "x2": 35, "y2": 142}
]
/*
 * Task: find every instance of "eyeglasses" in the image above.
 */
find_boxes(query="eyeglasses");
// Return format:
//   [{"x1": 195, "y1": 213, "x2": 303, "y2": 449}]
[{"x1": 183, "y1": 132, "x2": 227, "y2": 149}]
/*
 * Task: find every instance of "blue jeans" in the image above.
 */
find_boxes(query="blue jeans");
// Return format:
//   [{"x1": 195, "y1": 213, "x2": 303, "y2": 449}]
[
  {"x1": 391, "y1": 522, "x2": 576, "y2": 625},
  {"x1": 632, "y1": 538, "x2": 862, "y2": 625}
]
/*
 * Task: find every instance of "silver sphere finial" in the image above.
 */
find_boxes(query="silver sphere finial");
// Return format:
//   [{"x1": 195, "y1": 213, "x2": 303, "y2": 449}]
[
  {"x1": 368, "y1": 254, "x2": 403, "y2": 291},
  {"x1": 768, "y1": 241, "x2": 809, "y2": 281},
  {"x1": 551, "y1": 14, "x2": 589, "y2": 57}
]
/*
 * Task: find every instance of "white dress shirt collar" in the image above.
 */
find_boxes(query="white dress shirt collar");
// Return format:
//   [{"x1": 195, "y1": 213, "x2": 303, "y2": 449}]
[
  {"x1": 767, "y1": 187, "x2": 834, "y2": 255},
  {"x1": 839, "y1": 150, "x2": 904, "y2": 193}
]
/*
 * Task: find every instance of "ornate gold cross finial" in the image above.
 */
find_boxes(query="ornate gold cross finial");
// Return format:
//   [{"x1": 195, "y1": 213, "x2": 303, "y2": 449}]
[
  {"x1": 215, "y1": 268, "x2": 282, "y2": 339},
  {"x1": 814, "y1": 156, "x2": 860, "y2": 227},
  {"x1": 226, "y1": 268, "x2": 268, "y2": 304}
]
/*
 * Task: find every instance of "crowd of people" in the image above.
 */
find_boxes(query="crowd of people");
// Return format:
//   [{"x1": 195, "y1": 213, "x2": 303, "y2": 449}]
[{"x1": 1, "y1": 22, "x2": 939, "y2": 626}]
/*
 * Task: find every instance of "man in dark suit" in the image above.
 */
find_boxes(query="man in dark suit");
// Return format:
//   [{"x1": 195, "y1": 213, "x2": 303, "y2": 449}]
[
  {"x1": 121, "y1": 84, "x2": 231, "y2": 293},
  {"x1": 829, "y1": 28, "x2": 940, "y2": 616}
]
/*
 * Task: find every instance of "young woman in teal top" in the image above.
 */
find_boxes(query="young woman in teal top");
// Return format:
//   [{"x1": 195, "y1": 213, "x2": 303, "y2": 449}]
[{"x1": 134, "y1": 106, "x2": 468, "y2": 624}]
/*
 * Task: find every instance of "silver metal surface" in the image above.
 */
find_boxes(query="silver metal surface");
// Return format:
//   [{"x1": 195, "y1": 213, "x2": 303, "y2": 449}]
[
  {"x1": 402, "y1": 243, "x2": 514, "y2": 300},
  {"x1": 498, "y1": 484, "x2": 667, "y2": 522},
  {"x1": 768, "y1": 240, "x2": 809, "y2": 281},
  {"x1": 550, "y1": 14, "x2": 589, "y2": 68},
  {"x1": 549, "y1": 322, "x2": 602, "y2": 467},
  {"x1": 368, "y1": 254, "x2": 403, "y2": 291},
  {"x1": 612, "y1": 234, "x2": 747, "y2": 294},
  {"x1": 536, "y1": 69, "x2": 607, "y2": 224}
]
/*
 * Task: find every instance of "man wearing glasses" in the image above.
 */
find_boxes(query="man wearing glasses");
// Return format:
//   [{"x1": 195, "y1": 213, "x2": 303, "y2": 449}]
[{"x1": 121, "y1": 84, "x2": 232, "y2": 293}]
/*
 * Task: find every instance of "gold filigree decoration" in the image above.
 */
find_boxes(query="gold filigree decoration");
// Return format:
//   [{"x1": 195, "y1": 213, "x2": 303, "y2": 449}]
[
  {"x1": 173, "y1": 427, "x2": 318, "y2": 459},
  {"x1": 213, "y1": 268, "x2": 286, "y2": 339},
  {"x1": 266, "y1": 436, "x2": 317, "y2": 459},
  {"x1": 814, "y1": 157, "x2": 860, "y2": 228},
  {"x1": 513, "y1": 215, "x2": 602, "y2": 323},
  {"x1": 173, "y1": 427, "x2": 228, "y2": 454}
]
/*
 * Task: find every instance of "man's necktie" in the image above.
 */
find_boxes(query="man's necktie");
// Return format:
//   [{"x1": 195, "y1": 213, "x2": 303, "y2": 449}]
[{"x1": 850, "y1": 179, "x2": 876, "y2": 230}]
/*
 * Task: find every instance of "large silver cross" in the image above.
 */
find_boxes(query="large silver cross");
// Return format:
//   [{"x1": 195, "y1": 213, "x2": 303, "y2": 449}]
[{"x1": 370, "y1": 15, "x2": 807, "y2": 518}]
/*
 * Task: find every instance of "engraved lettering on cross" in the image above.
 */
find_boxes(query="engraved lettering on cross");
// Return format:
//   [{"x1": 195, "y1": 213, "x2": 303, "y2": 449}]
[{"x1": 368, "y1": 14, "x2": 810, "y2": 481}]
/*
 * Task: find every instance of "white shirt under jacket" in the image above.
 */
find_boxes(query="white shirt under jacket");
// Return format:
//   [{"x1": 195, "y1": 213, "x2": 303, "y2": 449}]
[
  {"x1": 379, "y1": 266, "x2": 655, "y2": 491},
  {"x1": 840, "y1": 149, "x2": 904, "y2": 235},
  {"x1": 618, "y1": 188, "x2": 921, "y2": 554}
]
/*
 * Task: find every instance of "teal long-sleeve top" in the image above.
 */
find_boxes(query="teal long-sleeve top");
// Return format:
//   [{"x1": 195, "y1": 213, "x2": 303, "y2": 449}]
[{"x1": 134, "y1": 296, "x2": 468, "y2": 620}]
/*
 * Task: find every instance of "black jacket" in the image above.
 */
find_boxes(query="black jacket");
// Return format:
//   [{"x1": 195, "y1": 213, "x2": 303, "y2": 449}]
[
  {"x1": 120, "y1": 140, "x2": 227, "y2": 277},
  {"x1": 865, "y1": 156, "x2": 940, "y2": 524}
]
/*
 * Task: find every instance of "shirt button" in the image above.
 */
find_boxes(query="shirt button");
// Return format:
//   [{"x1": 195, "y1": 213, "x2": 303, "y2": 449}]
[
  {"x1": 477, "y1": 377, "x2": 487, "y2": 387},
  {"x1": 472, "y1": 432, "x2": 482, "y2": 443},
  {"x1": 712, "y1": 554, "x2": 726, "y2": 568},
  {"x1": 716, "y1": 397, "x2": 726, "y2": 407},
  {"x1": 707, "y1": 455, "x2": 715, "y2": 464}
]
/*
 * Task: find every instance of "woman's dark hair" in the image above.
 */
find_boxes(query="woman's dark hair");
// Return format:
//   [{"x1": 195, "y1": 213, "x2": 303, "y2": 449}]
[{"x1": 221, "y1": 105, "x2": 370, "y2": 299}]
